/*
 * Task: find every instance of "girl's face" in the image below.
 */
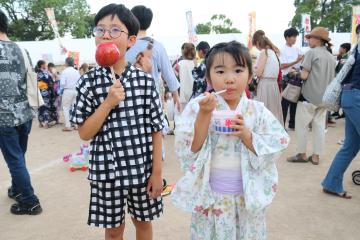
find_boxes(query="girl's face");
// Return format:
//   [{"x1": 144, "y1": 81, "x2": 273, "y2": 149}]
[
  {"x1": 95, "y1": 15, "x2": 136, "y2": 60},
  {"x1": 209, "y1": 52, "x2": 252, "y2": 108}
]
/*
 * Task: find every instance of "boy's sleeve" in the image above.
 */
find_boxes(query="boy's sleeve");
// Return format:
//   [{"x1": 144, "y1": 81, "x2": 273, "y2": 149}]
[
  {"x1": 70, "y1": 76, "x2": 95, "y2": 125},
  {"x1": 158, "y1": 43, "x2": 180, "y2": 92},
  {"x1": 301, "y1": 49, "x2": 314, "y2": 72},
  {"x1": 149, "y1": 77, "x2": 165, "y2": 132},
  {"x1": 246, "y1": 103, "x2": 290, "y2": 170}
]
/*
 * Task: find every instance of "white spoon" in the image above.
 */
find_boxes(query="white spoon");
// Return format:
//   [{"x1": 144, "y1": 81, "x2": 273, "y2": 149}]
[{"x1": 194, "y1": 89, "x2": 227, "y2": 102}]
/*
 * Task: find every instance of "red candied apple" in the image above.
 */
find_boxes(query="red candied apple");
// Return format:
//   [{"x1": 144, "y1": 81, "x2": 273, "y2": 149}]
[{"x1": 95, "y1": 42, "x2": 120, "y2": 67}]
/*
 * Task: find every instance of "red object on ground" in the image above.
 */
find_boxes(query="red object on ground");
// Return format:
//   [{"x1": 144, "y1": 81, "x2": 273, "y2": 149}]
[{"x1": 95, "y1": 43, "x2": 120, "y2": 67}]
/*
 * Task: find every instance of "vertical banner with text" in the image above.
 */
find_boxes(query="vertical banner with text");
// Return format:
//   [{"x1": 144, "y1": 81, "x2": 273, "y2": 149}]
[
  {"x1": 352, "y1": 6, "x2": 360, "y2": 44},
  {"x1": 45, "y1": 8, "x2": 67, "y2": 55},
  {"x1": 302, "y1": 14, "x2": 311, "y2": 47},
  {"x1": 247, "y1": 11, "x2": 256, "y2": 49},
  {"x1": 186, "y1": 11, "x2": 198, "y2": 44}
]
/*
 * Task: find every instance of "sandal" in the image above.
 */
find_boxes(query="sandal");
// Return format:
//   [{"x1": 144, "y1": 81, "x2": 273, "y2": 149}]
[
  {"x1": 10, "y1": 202, "x2": 43, "y2": 215},
  {"x1": 309, "y1": 156, "x2": 319, "y2": 165},
  {"x1": 322, "y1": 188, "x2": 352, "y2": 199},
  {"x1": 287, "y1": 154, "x2": 308, "y2": 163},
  {"x1": 62, "y1": 127, "x2": 73, "y2": 132}
]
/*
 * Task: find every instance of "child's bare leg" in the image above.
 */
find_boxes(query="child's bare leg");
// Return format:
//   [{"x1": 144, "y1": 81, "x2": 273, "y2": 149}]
[
  {"x1": 131, "y1": 218, "x2": 152, "y2": 240},
  {"x1": 105, "y1": 224, "x2": 125, "y2": 240}
]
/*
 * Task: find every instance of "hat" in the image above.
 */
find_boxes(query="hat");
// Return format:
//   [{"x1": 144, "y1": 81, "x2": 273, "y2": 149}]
[{"x1": 305, "y1": 27, "x2": 331, "y2": 42}]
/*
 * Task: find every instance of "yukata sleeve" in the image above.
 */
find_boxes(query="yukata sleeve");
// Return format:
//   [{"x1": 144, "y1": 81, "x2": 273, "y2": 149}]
[
  {"x1": 70, "y1": 75, "x2": 95, "y2": 125},
  {"x1": 174, "y1": 100, "x2": 203, "y2": 173},
  {"x1": 148, "y1": 76, "x2": 165, "y2": 132},
  {"x1": 247, "y1": 103, "x2": 290, "y2": 170}
]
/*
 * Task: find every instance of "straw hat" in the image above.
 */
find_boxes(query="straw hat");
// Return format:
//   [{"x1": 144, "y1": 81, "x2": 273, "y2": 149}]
[{"x1": 305, "y1": 27, "x2": 331, "y2": 42}]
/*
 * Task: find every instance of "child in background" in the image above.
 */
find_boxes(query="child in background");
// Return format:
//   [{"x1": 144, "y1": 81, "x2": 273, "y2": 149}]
[
  {"x1": 70, "y1": 4, "x2": 164, "y2": 240},
  {"x1": 172, "y1": 41, "x2": 289, "y2": 240}
]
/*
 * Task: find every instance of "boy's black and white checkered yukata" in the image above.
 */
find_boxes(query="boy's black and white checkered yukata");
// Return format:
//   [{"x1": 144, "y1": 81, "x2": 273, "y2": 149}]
[{"x1": 70, "y1": 64, "x2": 164, "y2": 228}]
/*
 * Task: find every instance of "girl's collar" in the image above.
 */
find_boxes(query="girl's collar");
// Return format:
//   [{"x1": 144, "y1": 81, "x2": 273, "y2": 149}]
[{"x1": 215, "y1": 93, "x2": 248, "y2": 114}]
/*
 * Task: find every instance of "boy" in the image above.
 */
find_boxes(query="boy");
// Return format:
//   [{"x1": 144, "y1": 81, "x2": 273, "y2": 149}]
[
  {"x1": 70, "y1": 4, "x2": 164, "y2": 240},
  {"x1": 280, "y1": 27, "x2": 303, "y2": 130}
]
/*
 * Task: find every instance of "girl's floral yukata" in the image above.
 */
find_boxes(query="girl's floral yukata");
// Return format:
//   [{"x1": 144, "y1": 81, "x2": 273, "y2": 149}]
[{"x1": 171, "y1": 94, "x2": 289, "y2": 240}]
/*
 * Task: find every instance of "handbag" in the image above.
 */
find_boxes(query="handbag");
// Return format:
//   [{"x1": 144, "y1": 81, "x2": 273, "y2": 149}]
[
  {"x1": 20, "y1": 47, "x2": 44, "y2": 108},
  {"x1": 322, "y1": 44, "x2": 359, "y2": 111},
  {"x1": 282, "y1": 83, "x2": 301, "y2": 103}
]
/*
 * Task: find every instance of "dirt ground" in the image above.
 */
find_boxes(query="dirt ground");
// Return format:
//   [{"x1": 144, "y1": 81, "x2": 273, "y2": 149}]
[{"x1": 0, "y1": 118, "x2": 359, "y2": 240}]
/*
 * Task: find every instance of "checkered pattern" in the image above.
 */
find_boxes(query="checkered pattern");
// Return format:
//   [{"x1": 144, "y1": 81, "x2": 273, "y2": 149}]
[
  {"x1": 70, "y1": 64, "x2": 164, "y2": 187},
  {"x1": 88, "y1": 180, "x2": 163, "y2": 228}
]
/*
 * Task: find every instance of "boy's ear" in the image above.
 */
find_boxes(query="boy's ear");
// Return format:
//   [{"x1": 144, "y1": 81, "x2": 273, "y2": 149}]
[{"x1": 127, "y1": 35, "x2": 137, "y2": 48}]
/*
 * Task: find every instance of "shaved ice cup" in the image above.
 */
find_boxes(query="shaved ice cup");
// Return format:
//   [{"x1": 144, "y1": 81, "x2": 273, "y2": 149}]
[{"x1": 212, "y1": 110, "x2": 237, "y2": 134}]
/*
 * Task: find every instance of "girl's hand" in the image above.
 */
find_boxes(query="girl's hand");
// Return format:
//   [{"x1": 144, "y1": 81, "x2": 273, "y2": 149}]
[
  {"x1": 230, "y1": 114, "x2": 251, "y2": 140},
  {"x1": 104, "y1": 79, "x2": 125, "y2": 108},
  {"x1": 198, "y1": 92, "x2": 217, "y2": 114},
  {"x1": 147, "y1": 173, "x2": 163, "y2": 199}
]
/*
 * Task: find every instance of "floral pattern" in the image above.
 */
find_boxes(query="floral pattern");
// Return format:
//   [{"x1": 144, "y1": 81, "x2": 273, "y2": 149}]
[{"x1": 171, "y1": 94, "x2": 290, "y2": 240}]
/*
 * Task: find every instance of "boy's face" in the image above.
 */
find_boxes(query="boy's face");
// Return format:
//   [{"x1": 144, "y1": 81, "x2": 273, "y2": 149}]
[
  {"x1": 95, "y1": 15, "x2": 136, "y2": 60},
  {"x1": 286, "y1": 36, "x2": 297, "y2": 46},
  {"x1": 209, "y1": 52, "x2": 252, "y2": 107}
]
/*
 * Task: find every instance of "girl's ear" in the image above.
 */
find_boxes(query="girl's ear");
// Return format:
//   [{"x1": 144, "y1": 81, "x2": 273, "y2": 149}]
[{"x1": 127, "y1": 35, "x2": 137, "y2": 48}]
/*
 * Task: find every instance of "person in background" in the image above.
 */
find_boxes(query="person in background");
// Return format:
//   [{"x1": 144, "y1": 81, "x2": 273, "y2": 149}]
[
  {"x1": 321, "y1": 25, "x2": 360, "y2": 199},
  {"x1": 126, "y1": 5, "x2": 181, "y2": 111},
  {"x1": 0, "y1": 9, "x2": 42, "y2": 215},
  {"x1": 178, "y1": 42, "x2": 196, "y2": 109},
  {"x1": 287, "y1": 27, "x2": 336, "y2": 165},
  {"x1": 37, "y1": 60, "x2": 58, "y2": 128},
  {"x1": 60, "y1": 57, "x2": 81, "y2": 131},
  {"x1": 48, "y1": 62, "x2": 62, "y2": 124},
  {"x1": 79, "y1": 63, "x2": 89, "y2": 76},
  {"x1": 191, "y1": 41, "x2": 210, "y2": 98},
  {"x1": 252, "y1": 30, "x2": 284, "y2": 125},
  {"x1": 280, "y1": 28, "x2": 303, "y2": 130}
]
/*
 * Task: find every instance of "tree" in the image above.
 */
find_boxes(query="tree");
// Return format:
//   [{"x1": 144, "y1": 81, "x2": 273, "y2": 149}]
[
  {"x1": 1, "y1": 0, "x2": 94, "y2": 41},
  {"x1": 291, "y1": 0, "x2": 360, "y2": 32},
  {"x1": 195, "y1": 14, "x2": 241, "y2": 34}
]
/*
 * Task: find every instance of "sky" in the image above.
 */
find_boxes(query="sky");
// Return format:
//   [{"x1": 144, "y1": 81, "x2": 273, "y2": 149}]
[{"x1": 86, "y1": 0, "x2": 296, "y2": 37}]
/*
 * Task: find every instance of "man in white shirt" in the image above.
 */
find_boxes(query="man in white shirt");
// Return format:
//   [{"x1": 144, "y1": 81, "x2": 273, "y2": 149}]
[
  {"x1": 280, "y1": 28, "x2": 303, "y2": 130},
  {"x1": 60, "y1": 57, "x2": 80, "y2": 131}
]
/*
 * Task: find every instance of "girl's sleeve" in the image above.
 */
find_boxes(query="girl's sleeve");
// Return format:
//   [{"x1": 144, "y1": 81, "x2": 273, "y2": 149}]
[
  {"x1": 70, "y1": 75, "x2": 95, "y2": 125},
  {"x1": 174, "y1": 100, "x2": 203, "y2": 173},
  {"x1": 247, "y1": 103, "x2": 290, "y2": 170}
]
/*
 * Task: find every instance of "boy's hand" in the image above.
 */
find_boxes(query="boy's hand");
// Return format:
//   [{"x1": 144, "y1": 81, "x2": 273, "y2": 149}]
[
  {"x1": 146, "y1": 173, "x2": 163, "y2": 199},
  {"x1": 104, "y1": 79, "x2": 125, "y2": 108},
  {"x1": 199, "y1": 92, "x2": 217, "y2": 114},
  {"x1": 230, "y1": 114, "x2": 252, "y2": 140}
]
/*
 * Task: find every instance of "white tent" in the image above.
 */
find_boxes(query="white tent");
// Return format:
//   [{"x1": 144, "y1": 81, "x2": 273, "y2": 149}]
[{"x1": 16, "y1": 32, "x2": 352, "y2": 66}]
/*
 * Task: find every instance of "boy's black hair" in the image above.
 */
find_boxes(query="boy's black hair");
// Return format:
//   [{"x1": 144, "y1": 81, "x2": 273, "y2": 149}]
[
  {"x1": 196, "y1": 41, "x2": 210, "y2": 53},
  {"x1": 65, "y1": 57, "x2": 74, "y2": 67},
  {"x1": 205, "y1": 41, "x2": 253, "y2": 81},
  {"x1": 0, "y1": 9, "x2": 8, "y2": 34},
  {"x1": 131, "y1": 5, "x2": 153, "y2": 31},
  {"x1": 340, "y1": 43, "x2": 351, "y2": 53},
  {"x1": 94, "y1": 4, "x2": 139, "y2": 36},
  {"x1": 356, "y1": 24, "x2": 360, "y2": 34},
  {"x1": 284, "y1": 27, "x2": 299, "y2": 39},
  {"x1": 48, "y1": 62, "x2": 55, "y2": 68}
]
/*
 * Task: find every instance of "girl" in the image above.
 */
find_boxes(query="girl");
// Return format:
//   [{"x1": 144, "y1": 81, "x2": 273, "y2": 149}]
[
  {"x1": 253, "y1": 30, "x2": 284, "y2": 125},
  {"x1": 179, "y1": 42, "x2": 197, "y2": 109},
  {"x1": 171, "y1": 41, "x2": 289, "y2": 240}
]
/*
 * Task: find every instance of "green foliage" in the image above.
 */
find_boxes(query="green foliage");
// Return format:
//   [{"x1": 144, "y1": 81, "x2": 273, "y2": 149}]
[
  {"x1": 291, "y1": 0, "x2": 360, "y2": 32},
  {"x1": 1, "y1": 0, "x2": 94, "y2": 41},
  {"x1": 195, "y1": 14, "x2": 241, "y2": 34}
]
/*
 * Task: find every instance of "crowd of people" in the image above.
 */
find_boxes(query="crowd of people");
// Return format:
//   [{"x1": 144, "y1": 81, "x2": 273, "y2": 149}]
[{"x1": 1, "y1": 3, "x2": 360, "y2": 240}]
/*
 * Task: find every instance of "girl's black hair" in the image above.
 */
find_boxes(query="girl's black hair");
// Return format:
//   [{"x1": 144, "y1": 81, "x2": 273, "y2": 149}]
[
  {"x1": 94, "y1": 4, "x2": 139, "y2": 36},
  {"x1": 205, "y1": 41, "x2": 253, "y2": 81}
]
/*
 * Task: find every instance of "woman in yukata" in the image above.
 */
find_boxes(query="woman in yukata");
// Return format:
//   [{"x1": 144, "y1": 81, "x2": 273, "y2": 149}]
[{"x1": 171, "y1": 41, "x2": 290, "y2": 240}]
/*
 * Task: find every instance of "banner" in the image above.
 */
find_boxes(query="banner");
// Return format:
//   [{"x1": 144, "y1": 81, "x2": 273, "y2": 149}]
[
  {"x1": 67, "y1": 51, "x2": 80, "y2": 66},
  {"x1": 301, "y1": 14, "x2": 311, "y2": 47},
  {"x1": 247, "y1": 11, "x2": 256, "y2": 49},
  {"x1": 352, "y1": 6, "x2": 360, "y2": 44},
  {"x1": 45, "y1": 8, "x2": 67, "y2": 54},
  {"x1": 186, "y1": 11, "x2": 198, "y2": 44}
]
